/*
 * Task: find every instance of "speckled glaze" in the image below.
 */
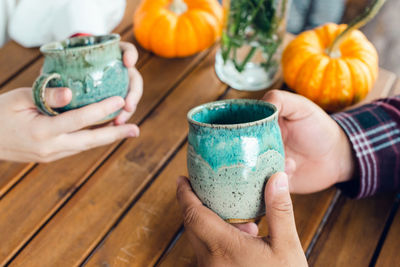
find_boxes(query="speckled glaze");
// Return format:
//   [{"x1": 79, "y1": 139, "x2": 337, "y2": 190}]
[
  {"x1": 187, "y1": 99, "x2": 285, "y2": 222},
  {"x1": 33, "y1": 34, "x2": 129, "y2": 120}
]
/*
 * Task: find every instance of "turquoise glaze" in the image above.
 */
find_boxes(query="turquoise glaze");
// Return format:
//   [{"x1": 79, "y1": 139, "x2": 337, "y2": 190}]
[
  {"x1": 33, "y1": 34, "x2": 129, "y2": 120},
  {"x1": 187, "y1": 99, "x2": 285, "y2": 222}
]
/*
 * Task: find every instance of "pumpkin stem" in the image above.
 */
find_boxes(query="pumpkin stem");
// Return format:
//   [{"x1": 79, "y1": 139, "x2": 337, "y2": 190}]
[
  {"x1": 327, "y1": 0, "x2": 386, "y2": 57},
  {"x1": 169, "y1": 0, "x2": 188, "y2": 15}
]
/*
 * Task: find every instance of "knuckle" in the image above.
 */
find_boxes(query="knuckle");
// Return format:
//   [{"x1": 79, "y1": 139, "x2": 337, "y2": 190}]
[
  {"x1": 31, "y1": 126, "x2": 48, "y2": 141},
  {"x1": 263, "y1": 89, "x2": 281, "y2": 102},
  {"x1": 182, "y1": 205, "x2": 200, "y2": 228},
  {"x1": 35, "y1": 147, "x2": 52, "y2": 159},
  {"x1": 208, "y1": 229, "x2": 240, "y2": 258},
  {"x1": 272, "y1": 200, "x2": 294, "y2": 215},
  {"x1": 73, "y1": 115, "x2": 90, "y2": 128}
]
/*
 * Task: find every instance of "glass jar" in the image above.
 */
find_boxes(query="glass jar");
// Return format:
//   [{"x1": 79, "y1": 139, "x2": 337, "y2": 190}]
[{"x1": 215, "y1": 0, "x2": 289, "y2": 91}]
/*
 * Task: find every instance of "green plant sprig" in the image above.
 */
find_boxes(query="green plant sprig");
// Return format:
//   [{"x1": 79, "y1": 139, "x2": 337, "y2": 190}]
[{"x1": 221, "y1": 0, "x2": 286, "y2": 73}]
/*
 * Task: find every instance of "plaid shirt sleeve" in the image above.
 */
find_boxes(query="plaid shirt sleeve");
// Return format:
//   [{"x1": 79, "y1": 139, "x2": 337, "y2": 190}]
[{"x1": 331, "y1": 96, "x2": 400, "y2": 199}]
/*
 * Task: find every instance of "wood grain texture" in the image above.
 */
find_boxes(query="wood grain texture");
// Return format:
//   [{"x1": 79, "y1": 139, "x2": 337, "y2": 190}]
[
  {"x1": 0, "y1": 42, "x2": 40, "y2": 87},
  {"x1": 0, "y1": 162, "x2": 34, "y2": 198},
  {"x1": 157, "y1": 84, "x2": 339, "y2": 266},
  {"x1": 0, "y1": 33, "x2": 149, "y2": 204},
  {"x1": 84, "y1": 144, "x2": 189, "y2": 267},
  {"x1": 0, "y1": 0, "x2": 145, "y2": 200},
  {"x1": 375, "y1": 203, "x2": 400, "y2": 267},
  {"x1": 158, "y1": 191, "x2": 338, "y2": 267},
  {"x1": 307, "y1": 69, "x2": 398, "y2": 267},
  {"x1": 0, "y1": 0, "x2": 140, "y2": 89},
  {"x1": 308, "y1": 194, "x2": 396, "y2": 267},
  {"x1": 9, "y1": 49, "x2": 227, "y2": 266},
  {"x1": 157, "y1": 66, "x2": 398, "y2": 266},
  {"x1": 0, "y1": 39, "x2": 210, "y2": 266}
]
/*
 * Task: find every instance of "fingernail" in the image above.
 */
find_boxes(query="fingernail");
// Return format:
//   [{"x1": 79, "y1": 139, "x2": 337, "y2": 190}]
[
  {"x1": 128, "y1": 128, "x2": 139, "y2": 137},
  {"x1": 275, "y1": 173, "x2": 288, "y2": 192}
]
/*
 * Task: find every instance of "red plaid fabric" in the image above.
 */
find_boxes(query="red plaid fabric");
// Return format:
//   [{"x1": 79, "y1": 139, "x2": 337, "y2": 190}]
[{"x1": 332, "y1": 96, "x2": 400, "y2": 198}]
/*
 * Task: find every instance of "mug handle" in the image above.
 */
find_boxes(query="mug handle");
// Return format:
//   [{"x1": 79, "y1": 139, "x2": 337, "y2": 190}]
[{"x1": 32, "y1": 73, "x2": 62, "y2": 116}]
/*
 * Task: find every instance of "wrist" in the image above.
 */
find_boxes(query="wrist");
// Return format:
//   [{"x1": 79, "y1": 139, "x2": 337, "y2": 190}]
[{"x1": 336, "y1": 127, "x2": 355, "y2": 183}]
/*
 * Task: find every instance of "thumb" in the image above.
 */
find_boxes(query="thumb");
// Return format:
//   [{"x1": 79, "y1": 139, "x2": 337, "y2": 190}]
[
  {"x1": 45, "y1": 87, "x2": 72, "y2": 108},
  {"x1": 265, "y1": 172, "x2": 301, "y2": 249}
]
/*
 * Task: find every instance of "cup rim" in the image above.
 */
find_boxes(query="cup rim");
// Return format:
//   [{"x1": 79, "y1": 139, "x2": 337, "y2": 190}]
[
  {"x1": 187, "y1": 99, "x2": 278, "y2": 129},
  {"x1": 40, "y1": 33, "x2": 120, "y2": 54}
]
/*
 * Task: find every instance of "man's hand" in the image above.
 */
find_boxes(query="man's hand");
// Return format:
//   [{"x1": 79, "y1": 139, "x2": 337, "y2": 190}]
[
  {"x1": 176, "y1": 173, "x2": 308, "y2": 267},
  {"x1": 263, "y1": 90, "x2": 355, "y2": 193}
]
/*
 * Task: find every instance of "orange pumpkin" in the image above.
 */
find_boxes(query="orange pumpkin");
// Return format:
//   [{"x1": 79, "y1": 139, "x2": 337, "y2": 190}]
[
  {"x1": 282, "y1": 23, "x2": 379, "y2": 112},
  {"x1": 133, "y1": 0, "x2": 223, "y2": 58}
]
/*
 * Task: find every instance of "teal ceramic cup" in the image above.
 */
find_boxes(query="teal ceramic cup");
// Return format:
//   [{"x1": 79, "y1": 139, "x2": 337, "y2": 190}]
[
  {"x1": 187, "y1": 99, "x2": 285, "y2": 223},
  {"x1": 33, "y1": 34, "x2": 129, "y2": 121}
]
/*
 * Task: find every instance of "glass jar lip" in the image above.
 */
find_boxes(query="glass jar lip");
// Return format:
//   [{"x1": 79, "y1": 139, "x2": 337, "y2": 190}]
[
  {"x1": 187, "y1": 99, "x2": 278, "y2": 129},
  {"x1": 40, "y1": 34, "x2": 120, "y2": 54}
]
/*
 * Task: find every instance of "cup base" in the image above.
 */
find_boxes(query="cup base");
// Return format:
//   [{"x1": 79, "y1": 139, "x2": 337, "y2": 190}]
[{"x1": 225, "y1": 214, "x2": 264, "y2": 224}]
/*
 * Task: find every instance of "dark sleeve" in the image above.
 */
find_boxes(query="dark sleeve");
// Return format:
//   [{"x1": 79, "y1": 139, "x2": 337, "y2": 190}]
[{"x1": 331, "y1": 96, "x2": 400, "y2": 198}]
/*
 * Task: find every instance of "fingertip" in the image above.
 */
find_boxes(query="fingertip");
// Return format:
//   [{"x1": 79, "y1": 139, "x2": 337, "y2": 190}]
[
  {"x1": 61, "y1": 87, "x2": 73, "y2": 104},
  {"x1": 285, "y1": 158, "x2": 296, "y2": 176},
  {"x1": 265, "y1": 172, "x2": 289, "y2": 200},
  {"x1": 177, "y1": 175, "x2": 189, "y2": 186},
  {"x1": 129, "y1": 124, "x2": 140, "y2": 137},
  {"x1": 110, "y1": 96, "x2": 125, "y2": 109}
]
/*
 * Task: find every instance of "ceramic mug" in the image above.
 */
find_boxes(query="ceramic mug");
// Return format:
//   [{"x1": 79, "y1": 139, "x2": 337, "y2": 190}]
[
  {"x1": 187, "y1": 99, "x2": 285, "y2": 223},
  {"x1": 33, "y1": 34, "x2": 129, "y2": 121}
]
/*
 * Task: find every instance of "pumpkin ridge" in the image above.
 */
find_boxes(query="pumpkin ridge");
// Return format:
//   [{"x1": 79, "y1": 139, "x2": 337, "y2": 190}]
[
  {"x1": 150, "y1": 13, "x2": 178, "y2": 57},
  {"x1": 175, "y1": 14, "x2": 199, "y2": 57},
  {"x1": 345, "y1": 58, "x2": 368, "y2": 104}
]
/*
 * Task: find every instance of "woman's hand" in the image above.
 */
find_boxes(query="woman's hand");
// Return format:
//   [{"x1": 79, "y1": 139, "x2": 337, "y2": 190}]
[
  {"x1": 0, "y1": 87, "x2": 139, "y2": 163},
  {"x1": 176, "y1": 172, "x2": 308, "y2": 267},
  {"x1": 114, "y1": 41, "x2": 144, "y2": 125},
  {"x1": 263, "y1": 90, "x2": 355, "y2": 194}
]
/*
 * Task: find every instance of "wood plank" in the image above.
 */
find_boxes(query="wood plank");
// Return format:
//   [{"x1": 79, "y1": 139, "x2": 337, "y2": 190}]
[
  {"x1": 0, "y1": 0, "x2": 146, "y2": 196},
  {"x1": 9, "y1": 48, "x2": 227, "y2": 266},
  {"x1": 375, "y1": 202, "x2": 400, "y2": 267},
  {"x1": 158, "y1": 190, "x2": 338, "y2": 267},
  {"x1": 157, "y1": 67, "x2": 398, "y2": 266},
  {"x1": 307, "y1": 70, "x2": 398, "y2": 266},
  {"x1": 373, "y1": 78, "x2": 400, "y2": 267},
  {"x1": 0, "y1": 0, "x2": 141, "y2": 90},
  {"x1": 0, "y1": 42, "x2": 40, "y2": 87},
  {"x1": 308, "y1": 194, "x2": 396, "y2": 267},
  {"x1": 155, "y1": 81, "x2": 337, "y2": 266},
  {"x1": 0, "y1": 162, "x2": 34, "y2": 198},
  {"x1": 84, "y1": 144, "x2": 189, "y2": 267},
  {"x1": 0, "y1": 33, "x2": 149, "y2": 201},
  {"x1": 0, "y1": 42, "x2": 210, "y2": 266}
]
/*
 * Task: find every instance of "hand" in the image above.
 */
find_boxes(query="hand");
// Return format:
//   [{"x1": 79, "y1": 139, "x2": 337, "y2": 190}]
[
  {"x1": 114, "y1": 41, "x2": 143, "y2": 125},
  {"x1": 176, "y1": 173, "x2": 307, "y2": 267},
  {"x1": 0, "y1": 87, "x2": 139, "y2": 163},
  {"x1": 263, "y1": 90, "x2": 355, "y2": 194}
]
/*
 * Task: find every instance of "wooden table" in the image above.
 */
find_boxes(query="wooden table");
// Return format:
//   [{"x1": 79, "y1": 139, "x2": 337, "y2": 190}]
[{"x1": 1, "y1": 1, "x2": 399, "y2": 266}]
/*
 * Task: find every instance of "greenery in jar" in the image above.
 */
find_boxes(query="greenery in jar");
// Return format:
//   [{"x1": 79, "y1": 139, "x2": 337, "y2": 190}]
[{"x1": 221, "y1": 0, "x2": 287, "y2": 73}]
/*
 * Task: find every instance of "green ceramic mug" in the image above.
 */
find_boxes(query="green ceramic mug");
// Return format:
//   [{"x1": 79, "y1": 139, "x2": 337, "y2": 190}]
[
  {"x1": 187, "y1": 99, "x2": 285, "y2": 223},
  {"x1": 33, "y1": 34, "x2": 129, "y2": 121}
]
